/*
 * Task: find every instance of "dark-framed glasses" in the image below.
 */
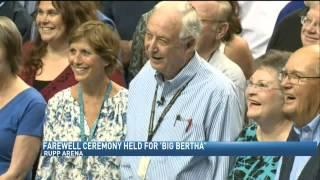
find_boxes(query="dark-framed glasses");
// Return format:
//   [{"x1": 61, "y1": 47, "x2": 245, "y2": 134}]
[{"x1": 279, "y1": 70, "x2": 320, "y2": 84}]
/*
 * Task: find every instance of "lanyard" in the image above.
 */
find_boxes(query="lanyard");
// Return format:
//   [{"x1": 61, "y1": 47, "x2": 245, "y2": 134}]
[
  {"x1": 78, "y1": 81, "x2": 112, "y2": 142},
  {"x1": 147, "y1": 75, "x2": 196, "y2": 141}
]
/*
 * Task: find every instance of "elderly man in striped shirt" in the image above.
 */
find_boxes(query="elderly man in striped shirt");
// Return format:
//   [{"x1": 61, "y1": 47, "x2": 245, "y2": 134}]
[{"x1": 121, "y1": 1, "x2": 243, "y2": 180}]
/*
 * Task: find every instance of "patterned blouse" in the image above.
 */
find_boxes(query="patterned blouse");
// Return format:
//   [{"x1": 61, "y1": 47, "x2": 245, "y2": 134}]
[
  {"x1": 36, "y1": 87, "x2": 128, "y2": 180},
  {"x1": 228, "y1": 124, "x2": 281, "y2": 180}
]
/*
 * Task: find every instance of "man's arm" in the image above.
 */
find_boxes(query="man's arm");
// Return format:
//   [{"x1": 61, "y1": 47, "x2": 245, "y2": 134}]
[{"x1": 206, "y1": 89, "x2": 243, "y2": 179}]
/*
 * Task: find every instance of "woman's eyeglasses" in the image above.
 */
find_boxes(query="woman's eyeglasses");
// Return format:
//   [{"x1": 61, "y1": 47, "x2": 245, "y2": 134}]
[
  {"x1": 301, "y1": 16, "x2": 320, "y2": 33},
  {"x1": 247, "y1": 81, "x2": 280, "y2": 91}
]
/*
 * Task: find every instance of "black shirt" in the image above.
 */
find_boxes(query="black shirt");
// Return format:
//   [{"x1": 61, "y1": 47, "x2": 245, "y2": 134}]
[{"x1": 267, "y1": 8, "x2": 308, "y2": 52}]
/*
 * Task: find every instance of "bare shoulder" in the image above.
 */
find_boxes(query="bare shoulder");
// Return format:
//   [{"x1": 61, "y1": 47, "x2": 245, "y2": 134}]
[
  {"x1": 226, "y1": 35, "x2": 250, "y2": 52},
  {"x1": 225, "y1": 35, "x2": 254, "y2": 79},
  {"x1": 225, "y1": 35, "x2": 252, "y2": 62}
]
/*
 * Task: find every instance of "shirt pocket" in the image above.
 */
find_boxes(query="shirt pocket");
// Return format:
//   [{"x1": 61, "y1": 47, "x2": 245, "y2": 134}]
[{"x1": 171, "y1": 117, "x2": 204, "y2": 141}]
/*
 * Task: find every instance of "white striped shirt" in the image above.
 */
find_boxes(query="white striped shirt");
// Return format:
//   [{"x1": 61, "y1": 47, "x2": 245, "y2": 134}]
[{"x1": 121, "y1": 53, "x2": 243, "y2": 180}]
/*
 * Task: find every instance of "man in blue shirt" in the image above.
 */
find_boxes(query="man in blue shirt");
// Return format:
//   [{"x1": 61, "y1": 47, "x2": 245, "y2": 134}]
[
  {"x1": 276, "y1": 44, "x2": 320, "y2": 179},
  {"x1": 121, "y1": 1, "x2": 243, "y2": 180}
]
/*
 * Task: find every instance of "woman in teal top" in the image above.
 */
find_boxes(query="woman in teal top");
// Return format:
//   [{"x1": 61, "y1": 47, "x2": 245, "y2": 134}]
[{"x1": 229, "y1": 50, "x2": 293, "y2": 180}]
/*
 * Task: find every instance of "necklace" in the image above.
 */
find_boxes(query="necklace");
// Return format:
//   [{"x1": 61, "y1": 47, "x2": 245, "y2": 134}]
[
  {"x1": 256, "y1": 127, "x2": 268, "y2": 142},
  {"x1": 78, "y1": 81, "x2": 112, "y2": 141}
]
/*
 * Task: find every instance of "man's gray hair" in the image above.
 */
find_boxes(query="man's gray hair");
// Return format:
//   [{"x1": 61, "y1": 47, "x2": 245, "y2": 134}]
[{"x1": 154, "y1": 1, "x2": 201, "y2": 40}]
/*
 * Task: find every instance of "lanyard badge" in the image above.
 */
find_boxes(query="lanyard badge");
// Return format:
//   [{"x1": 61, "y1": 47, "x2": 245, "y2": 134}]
[{"x1": 78, "y1": 81, "x2": 112, "y2": 142}]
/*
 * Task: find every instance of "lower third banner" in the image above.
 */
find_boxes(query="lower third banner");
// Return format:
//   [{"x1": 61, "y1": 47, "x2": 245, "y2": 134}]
[{"x1": 41, "y1": 141, "x2": 317, "y2": 156}]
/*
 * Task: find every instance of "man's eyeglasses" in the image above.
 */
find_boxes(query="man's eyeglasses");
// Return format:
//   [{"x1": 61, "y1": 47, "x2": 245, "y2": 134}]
[
  {"x1": 278, "y1": 70, "x2": 320, "y2": 84},
  {"x1": 300, "y1": 16, "x2": 320, "y2": 33},
  {"x1": 247, "y1": 81, "x2": 280, "y2": 91}
]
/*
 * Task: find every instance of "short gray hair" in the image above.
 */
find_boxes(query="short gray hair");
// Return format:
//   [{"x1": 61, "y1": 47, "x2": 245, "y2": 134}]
[
  {"x1": 254, "y1": 50, "x2": 291, "y2": 73},
  {"x1": 154, "y1": 1, "x2": 201, "y2": 40}
]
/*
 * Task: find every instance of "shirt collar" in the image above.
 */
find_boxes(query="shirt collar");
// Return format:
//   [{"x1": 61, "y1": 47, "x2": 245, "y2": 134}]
[
  {"x1": 294, "y1": 114, "x2": 320, "y2": 140},
  {"x1": 154, "y1": 52, "x2": 199, "y2": 89}
]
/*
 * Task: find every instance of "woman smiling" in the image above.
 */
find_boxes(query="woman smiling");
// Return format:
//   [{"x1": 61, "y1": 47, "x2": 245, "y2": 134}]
[
  {"x1": 36, "y1": 20, "x2": 128, "y2": 179},
  {"x1": 229, "y1": 50, "x2": 293, "y2": 180}
]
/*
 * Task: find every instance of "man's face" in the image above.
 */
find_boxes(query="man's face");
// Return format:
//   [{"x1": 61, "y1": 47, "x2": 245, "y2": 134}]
[
  {"x1": 144, "y1": 8, "x2": 189, "y2": 80},
  {"x1": 191, "y1": 2, "x2": 221, "y2": 44},
  {"x1": 301, "y1": 5, "x2": 320, "y2": 46},
  {"x1": 281, "y1": 48, "x2": 320, "y2": 127}
]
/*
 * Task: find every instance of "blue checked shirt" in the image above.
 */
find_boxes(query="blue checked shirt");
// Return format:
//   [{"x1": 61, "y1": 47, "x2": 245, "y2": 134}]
[{"x1": 121, "y1": 53, "x2": 243, "y2": 180}]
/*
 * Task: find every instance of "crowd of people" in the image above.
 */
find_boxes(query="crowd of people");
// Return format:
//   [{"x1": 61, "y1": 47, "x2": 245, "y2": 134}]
[{"x1": 0, "y1": 1, "x2": 319, "y2": 180}]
